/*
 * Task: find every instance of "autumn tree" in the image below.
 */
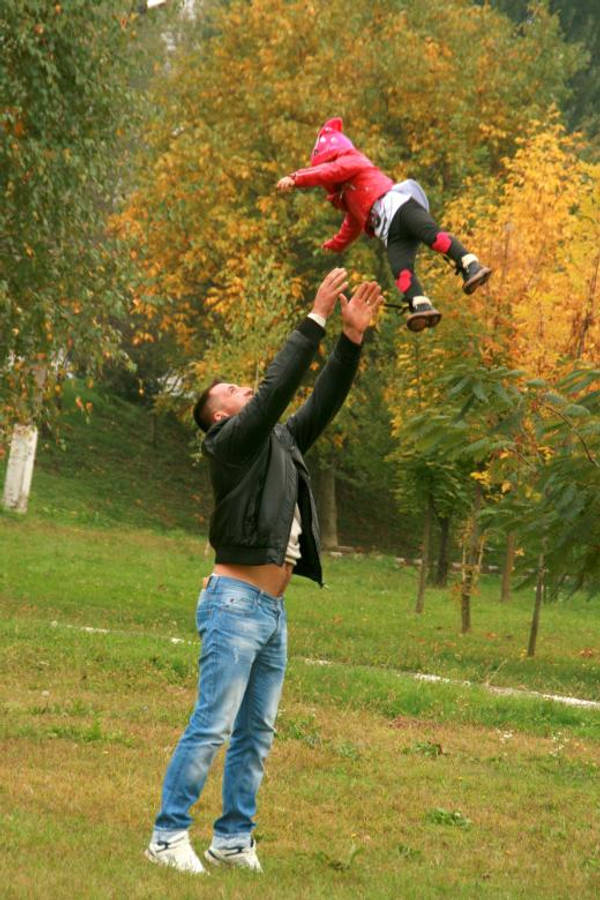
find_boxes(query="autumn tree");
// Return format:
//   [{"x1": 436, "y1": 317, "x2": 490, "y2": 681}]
[
  {"x1": 440, "y1": 119, "x2": 600, "y2": 375},
  {"x1": 114, "y1": 0, "x2": 583, "y2": 540},
  {"x1": 386, "y1": 116, "x2": 599, "y2": 613},
  {"x1": 485, "y1": 0, "x2": 600, "y2": 151},
  {"x1": 0, "y1": 0, "x2": 176, "y2": 508}
]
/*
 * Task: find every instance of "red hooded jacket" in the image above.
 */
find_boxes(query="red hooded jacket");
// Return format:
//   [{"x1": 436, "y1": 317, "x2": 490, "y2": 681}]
[{"x1": 291, "y1": 119, "x2": 393, "y2": 251}]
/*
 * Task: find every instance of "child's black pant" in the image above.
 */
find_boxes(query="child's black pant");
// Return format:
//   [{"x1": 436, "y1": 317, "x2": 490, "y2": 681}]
[{"x1": 386, "y1": 198, "x2": 469, "y2": 304}]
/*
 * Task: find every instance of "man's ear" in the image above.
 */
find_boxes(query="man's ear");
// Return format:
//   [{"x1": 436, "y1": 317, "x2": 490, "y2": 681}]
[{"x1": 213, "y1": 410, "x2": 227, "y2": 423}]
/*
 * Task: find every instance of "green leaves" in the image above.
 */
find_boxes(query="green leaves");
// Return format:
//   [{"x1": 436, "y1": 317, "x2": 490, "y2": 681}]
[{"x1": 0, "y1": 1, "x2": 163, "y2": 432}]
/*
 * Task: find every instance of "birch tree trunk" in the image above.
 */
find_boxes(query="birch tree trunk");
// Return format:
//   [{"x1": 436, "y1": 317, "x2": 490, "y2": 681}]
[
  {"x1": 2, "y1": 424, "x2": 39, "y2": 513},
  {"x1": 2, "y1": 364, "x2": 46, "y2": 514}
]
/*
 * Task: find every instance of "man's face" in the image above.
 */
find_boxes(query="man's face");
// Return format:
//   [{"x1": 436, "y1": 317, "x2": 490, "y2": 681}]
[{"x1": 210, "y1": 382, "x2": 254, "y2": 423}]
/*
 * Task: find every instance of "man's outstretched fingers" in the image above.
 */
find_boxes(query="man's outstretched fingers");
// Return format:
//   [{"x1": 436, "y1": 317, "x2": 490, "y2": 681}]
[
  {"x1": 353, "y1": 280, "x2": 381, "y2": 307},
  {"x1": 313, "y1": 268, "x2": 349, "y2": 319}
]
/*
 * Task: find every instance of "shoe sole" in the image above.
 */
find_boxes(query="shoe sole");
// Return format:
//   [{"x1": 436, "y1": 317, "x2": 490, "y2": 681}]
[
  {"x1": 406, "y1": 309, "x2": 442, "y2": 332},
  {"x1": 463, "y1": 267, "x2": 492, "y2": 295},
  {"x1": 144, "y1": 847, "x2": 208, "y2": 875},
  {"x1": 204, "y1": 848, "x2": 262, "y2": 872}
]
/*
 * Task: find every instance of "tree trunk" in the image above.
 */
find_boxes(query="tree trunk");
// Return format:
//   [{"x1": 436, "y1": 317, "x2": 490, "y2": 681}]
[
  {"x1": 2, "y1": 363, "x2": 47, "y2": 514},
  {"x1": 574, "y1": 252, "x2": 598, "y2": 359},
  {"x1": 434, "y1": 514, "x2": 451, "y2": 586},
  {"x1": 315, "y1": 464, "x2": 338, "y2": 550},
  {"x1": 2, "y1": 424, "x2": 39, "y2": 513},
  {"x1": 460, "y1": 481, "x2": 483, "y2": 634},
  {"x1": 527, "y1": 550, "x2": 545, "y2": 658},
  {"x1": 500, "y1": 531, "x2": 516, "y2": 603},
  {"x1": 416, "y1": 493, "x2": 433, "y2": 614}
]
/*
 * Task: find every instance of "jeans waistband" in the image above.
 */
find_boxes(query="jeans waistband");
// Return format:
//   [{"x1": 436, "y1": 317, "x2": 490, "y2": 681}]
[{"x1": 205, "y1": 574, "x2": 284, "y2": 604}]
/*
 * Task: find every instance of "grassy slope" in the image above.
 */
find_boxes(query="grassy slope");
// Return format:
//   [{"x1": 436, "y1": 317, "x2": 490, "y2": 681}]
[
  {"x1": 1, "y1": 388, "x2": 600, "y2": 897},
  {"x1": 21, "y1": 381, "x2": 213, "y2": 533}
]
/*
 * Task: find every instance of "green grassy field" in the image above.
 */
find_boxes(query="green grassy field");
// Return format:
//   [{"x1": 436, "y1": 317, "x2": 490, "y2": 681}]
[{"x1": 1, "y1": 390, "x2": 599, "y2": 897}]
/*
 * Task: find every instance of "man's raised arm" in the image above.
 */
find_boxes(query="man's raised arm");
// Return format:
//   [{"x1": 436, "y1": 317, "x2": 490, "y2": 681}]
[
  {"x1": 205, "y1": 269, "x2": 349, "y2": 462},
  {"x1": 285, "y1": 281, "x2": 382, "y2": 455}
]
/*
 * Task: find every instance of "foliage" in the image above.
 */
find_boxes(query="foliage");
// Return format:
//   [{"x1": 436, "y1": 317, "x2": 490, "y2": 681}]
[
  {"x1": 442, "y1": 118, "x2": 600, "y2": 375},
  {"x1": 0, "y1": 1, "x2": 172, "y2": 439},
  {"x1": 385, "y1": 117, "x2": 600, "y2": 593},
  {"x1": 114, "y1": 0, "x2": 581, "y2": 370},
  {"x1": 518, "y1": 369, "x2": 600, "y2": 593},
  {"x1": 110, "y1": 0, "x2": 589, "y2": 554},
  {"x1": 485, "y1": 0, "x2": 600, "y2": 151}
]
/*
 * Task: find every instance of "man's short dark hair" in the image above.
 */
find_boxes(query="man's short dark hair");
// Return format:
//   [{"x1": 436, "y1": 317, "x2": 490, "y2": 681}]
[{"x1": 193, "y1": 378, "x2": 223, "y2": 432}]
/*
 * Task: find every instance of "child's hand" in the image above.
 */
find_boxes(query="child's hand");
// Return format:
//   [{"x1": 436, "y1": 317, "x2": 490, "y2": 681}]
[
  {"x1": 276, "y1": 176, "x2": 295, "y2": 193},
  {"x1": 322, "y1": 238, "x2": 344, "y2": 252}
]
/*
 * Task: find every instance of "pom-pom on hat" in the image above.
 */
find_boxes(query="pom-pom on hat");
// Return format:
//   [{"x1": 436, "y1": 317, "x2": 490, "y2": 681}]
[{"x1": 310, "y1": 117, "x2": 355, "y2": 166}]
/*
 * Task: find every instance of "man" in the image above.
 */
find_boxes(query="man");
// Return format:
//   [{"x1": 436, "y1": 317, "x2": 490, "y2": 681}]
[{"x1": 145, "y1": 267, "x2": 382, "y2": 876}]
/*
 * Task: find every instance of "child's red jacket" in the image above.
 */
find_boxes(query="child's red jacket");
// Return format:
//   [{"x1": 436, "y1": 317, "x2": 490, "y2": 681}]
[{"x1": 291, "y1": 149, "x2": 393, "y2": 252}]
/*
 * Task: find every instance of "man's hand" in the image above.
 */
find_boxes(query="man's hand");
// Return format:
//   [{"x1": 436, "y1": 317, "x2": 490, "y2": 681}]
[
  {"x1": 311, "y1": 267, "x2": 349, "y2": 320},
  {"x1": 276, "y1": 176, "x2": 295, "y2": 193},
  {"x1": 339, "y1": 281, "x2": 383, "y2": 344}
]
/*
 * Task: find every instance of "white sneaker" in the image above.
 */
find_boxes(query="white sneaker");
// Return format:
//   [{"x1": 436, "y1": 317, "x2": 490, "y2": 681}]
[
  {"x1": 204, "y1": 837, "x2": 263, "y2": 872},
  {"x1": 145, "y1": 831, "x2": 207, "y2": 875}
]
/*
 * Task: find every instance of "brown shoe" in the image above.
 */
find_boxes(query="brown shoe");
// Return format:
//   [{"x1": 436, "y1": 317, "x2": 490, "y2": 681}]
[
  {"x1": 406, "y1": 297, "x2": 442, "y2": 332},
  {"x1": 460, "y1": 254, "x2": 492, "y2": 295}
]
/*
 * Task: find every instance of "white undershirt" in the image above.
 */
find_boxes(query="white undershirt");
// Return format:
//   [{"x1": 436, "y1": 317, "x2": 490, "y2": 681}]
[{"x1": 285, "y1": 504, "x2": 302, "y2": 566}]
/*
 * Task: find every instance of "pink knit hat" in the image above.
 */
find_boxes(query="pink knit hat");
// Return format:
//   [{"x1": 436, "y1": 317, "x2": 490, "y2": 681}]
[{"x1": 310, "y1": 117, "x2": 355, "y2": 166}]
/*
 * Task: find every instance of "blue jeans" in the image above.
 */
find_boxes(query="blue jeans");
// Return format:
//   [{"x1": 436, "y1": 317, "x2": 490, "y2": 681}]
[{"x1": 153, "y1": 575, "x2": 287, "y2": 848}]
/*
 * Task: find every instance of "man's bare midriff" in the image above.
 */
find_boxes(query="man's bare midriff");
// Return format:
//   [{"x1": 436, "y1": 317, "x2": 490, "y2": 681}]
[{"x1": 212, "y1": 562, "x2": 294, "y2": 597}]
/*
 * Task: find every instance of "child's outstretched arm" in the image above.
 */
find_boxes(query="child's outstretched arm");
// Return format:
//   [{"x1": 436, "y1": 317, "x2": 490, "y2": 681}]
[
  {"x1": 276, "y1": 154, "x2": 365, "y2": 192},
  {"x1": 323, "y1": 214, "x2": 362, "y2": 252}
]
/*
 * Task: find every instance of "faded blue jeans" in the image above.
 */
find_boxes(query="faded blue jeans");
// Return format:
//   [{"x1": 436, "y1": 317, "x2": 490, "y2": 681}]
[{"x1": 152, "y1": 575, "x2": 287, "y2": 849}]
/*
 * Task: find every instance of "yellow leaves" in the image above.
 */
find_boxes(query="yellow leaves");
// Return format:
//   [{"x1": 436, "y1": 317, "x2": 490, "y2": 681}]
[
  {"x1": 132, "y1": 332, "x2": 155, "y2": 346},
  {"x1": 444, "y1": 119, "x2": 600, "y2": 377},
  {"x1": 478, "y1": 122, "x2": 508, "y2": 142},
  {"x1": 470, "y1": 470, "x2": 491, "y2": 487},
  {"x1": 75, "y1": 396, "x2": 93, "y2": 414}
]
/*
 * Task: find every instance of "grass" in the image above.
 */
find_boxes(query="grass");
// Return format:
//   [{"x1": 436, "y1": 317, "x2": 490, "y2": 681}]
[
  {"x1": 1, "y1": 388, "x2": 600, "y2": 896},
  {"x1": 2, "y1": 517, "x2": 600, "y2": 898},
  {"x1": 13, "y1": 380, "x2": 212, "y2": 533}
]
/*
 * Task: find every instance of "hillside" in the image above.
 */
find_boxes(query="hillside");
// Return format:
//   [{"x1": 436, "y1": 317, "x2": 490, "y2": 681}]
[
  {"x1": 2, "y1": 382, "x2": 212, "y2": 534},
  {"x1": 2, "y1": 383, "x2": 406, "y2": 550}
]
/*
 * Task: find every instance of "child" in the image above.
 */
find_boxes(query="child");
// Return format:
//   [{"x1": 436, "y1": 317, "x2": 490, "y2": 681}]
[{"x1": 277, "y1": 117, "x2": 491, "y2": 332}]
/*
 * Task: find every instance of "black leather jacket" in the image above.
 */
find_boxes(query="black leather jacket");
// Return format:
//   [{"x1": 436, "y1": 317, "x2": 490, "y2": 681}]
[{"x1": 203, "y1": 316, "x2": 362, "y2": 584}]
